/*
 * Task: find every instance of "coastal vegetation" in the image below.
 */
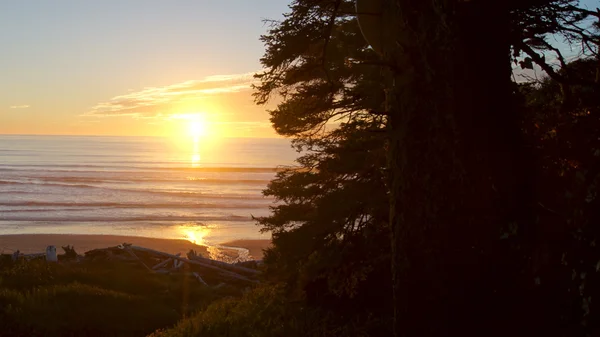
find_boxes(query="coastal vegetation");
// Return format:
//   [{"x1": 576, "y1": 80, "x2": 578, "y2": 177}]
[
  {"x1": 0, "y1": 249, "x2": 246, "y2": 337},
  {"x1": 1, "y1": 0, "x2": 598, "y2": 336}
]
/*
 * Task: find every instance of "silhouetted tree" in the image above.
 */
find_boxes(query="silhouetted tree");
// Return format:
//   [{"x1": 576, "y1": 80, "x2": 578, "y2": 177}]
[
  {"x1": 255, "y1": 1, "x2": 392, "y2": 333},
  {"x1": 256, "y1": 0, "x2": 599, "y2": 336},
  {"x1": 378, "y1": 1, "x2": 598, "y2": 336},
  {"x1": 517, "y1": 57, "x2": 600, "y2": 335}
]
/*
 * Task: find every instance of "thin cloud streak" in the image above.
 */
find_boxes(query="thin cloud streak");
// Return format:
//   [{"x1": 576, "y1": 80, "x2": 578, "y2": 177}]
[
  {"x1": 9, "y1": 105, "x2": 30, "y2": 109},
  {"x1": 86, "y1": 72, "x2": 258, "y2": 118}
]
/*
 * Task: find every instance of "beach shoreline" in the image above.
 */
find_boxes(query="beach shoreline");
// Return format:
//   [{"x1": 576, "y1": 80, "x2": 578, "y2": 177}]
[
  {"x1": 0, "y1": 234, "x2": 271, "y2": 260},
  {"x1": 218, "y1": 239, "x2": 272, "y2": 261}
]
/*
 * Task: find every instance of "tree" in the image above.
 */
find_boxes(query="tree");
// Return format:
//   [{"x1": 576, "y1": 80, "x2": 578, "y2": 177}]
[
  {"x1": 256, "y1": 0, "x2": 599, "y2": 336},
  {"x1": 518, "y1": 57, "x2": 600, "y2": 335},
  {"x1": 254, "y1": 1, "x2": 393, "y2": 333},
  {"x1": 377, "y1": 1, "x2": 598, "y2": 336}
]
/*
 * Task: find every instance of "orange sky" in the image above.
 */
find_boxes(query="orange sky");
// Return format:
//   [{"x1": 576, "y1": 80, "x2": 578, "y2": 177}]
[
  {"x1": 0, "y1": 1, "x2": 289, "y2": 138},
  {"x1": 1, "y1": 73, "x2": 278, "y2": 137}
]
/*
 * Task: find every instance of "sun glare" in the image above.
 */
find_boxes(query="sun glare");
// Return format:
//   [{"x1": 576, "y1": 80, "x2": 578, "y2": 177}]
[
  {"x1": 181, "y1": 225, "x2": 210, "y2": 246},
  {"x1": 167, "y1": 112, "x2": 224, "y2": 167},
  {"x1": 189, "y1": 118, "x2": 206, "y2": 137}
]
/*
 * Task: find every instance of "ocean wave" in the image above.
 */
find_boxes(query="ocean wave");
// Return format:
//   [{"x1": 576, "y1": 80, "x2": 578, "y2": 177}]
[
  {"x1": 0, "y1": 179, "x2": 268, "y2": 199},
  {"x1": 0, "y1": 201, "x2": 268, "y2": 209},
  {"x1": 0, "y1": 208, "x2": 99, "y2": 213},
  {"x1": 31, "y1": 176, "x2": 272, "y2": 185},
  {"x1": 0, "y1": 180, "x2": 98, "y2": 189},
  {"x1": 0, "y1": 165, "x2": 286, "y2": 173},
  {"x1": 0, "y1": 215, "x2": 252, "y2": 222}
]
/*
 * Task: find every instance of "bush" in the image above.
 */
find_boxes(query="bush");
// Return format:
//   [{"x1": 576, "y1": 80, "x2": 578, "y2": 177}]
[
  {"x1": 0, "y1": 257, "x2": 240, "y2": 337},
  {"x1": 149, "y1": 284, "x2": 386, "y2": 337}
]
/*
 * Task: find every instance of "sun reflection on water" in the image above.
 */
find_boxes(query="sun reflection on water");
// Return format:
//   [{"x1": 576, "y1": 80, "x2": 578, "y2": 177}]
[
  {"x1": 190, "y1": 136, "x2": 201, "y2": 167},
  {"x1": 168, "y1": 119, "x2": 223, "y2": 168},
  {"x1": 191, "y1": 153, "x2": 201, "y2": 166},
  {"x1": 180, "y1": 224, "x2": 211, "y2": 246}
]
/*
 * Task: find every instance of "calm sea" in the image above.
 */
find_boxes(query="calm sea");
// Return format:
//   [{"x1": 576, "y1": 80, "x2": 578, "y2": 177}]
[{"x1": 0, "y1": 135, "x2": 297, "y2": 245}]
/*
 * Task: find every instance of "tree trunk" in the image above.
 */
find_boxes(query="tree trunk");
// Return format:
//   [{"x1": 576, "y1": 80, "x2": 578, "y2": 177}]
[{"x1": 383, "y1": 1, "x2": 528, "y2": 336}]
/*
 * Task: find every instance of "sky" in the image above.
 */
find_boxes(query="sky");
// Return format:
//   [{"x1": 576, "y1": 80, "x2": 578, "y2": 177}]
[
  {"x1": 0, "y1": 1, "x2": 291, "y2": 138},
  {"x1": 1, "y1": 1, "x2": 597, "y2": 137}
]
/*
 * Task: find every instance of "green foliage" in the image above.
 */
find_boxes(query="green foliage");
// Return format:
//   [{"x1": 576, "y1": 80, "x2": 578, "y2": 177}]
[
  {"x1": 259, "y1": 121, "x2": 390, "y2": 303},
  {"x1": 252, "y1": 0, "x2": 600, "y2": 336},
  {"x1": 0, "y1": 258, "x2": 239, "y2": 337},
  {"x1": 148, "y1": 284, "x2": 386, "y2": 337},
  {"x1": 517, "y1": 57, "x2": 600, "y2": 334},
  {"x1": 1, "y1": 2, "x2": 596, "y2": 337},
  {"x1": 253, "y1": 0, "x2": 392, "y2": 326},
  {"x1": 0, "y1": 283, "x2": 178, "y2": 337},
  {"x1": 255, "y1": 0, "x2": 385, "y2": 139}
]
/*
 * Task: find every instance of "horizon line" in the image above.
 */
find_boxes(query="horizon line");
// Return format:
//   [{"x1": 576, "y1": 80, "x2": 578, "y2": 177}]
[{"x1": 0, "y1": 133, "x2": 283, "y2": 139}]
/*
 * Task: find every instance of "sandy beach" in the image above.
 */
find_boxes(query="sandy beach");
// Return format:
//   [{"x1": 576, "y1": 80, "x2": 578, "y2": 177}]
[{"x1": 0, "y1": 234, "x2": 271, "y2": 260}]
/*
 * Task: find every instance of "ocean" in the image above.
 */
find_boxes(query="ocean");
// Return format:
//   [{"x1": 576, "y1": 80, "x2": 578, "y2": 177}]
[{"x1": 0, "y1": 135, "x2": 297, "y2": 246}]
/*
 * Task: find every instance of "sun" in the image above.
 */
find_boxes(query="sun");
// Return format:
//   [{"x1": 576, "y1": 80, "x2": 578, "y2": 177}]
[
  {"x1": 189, "y1": 118, "x2": 206, "y2": 137},
  {"x1": 167, "y1": 112, "x2": 222, "y2": 140}
]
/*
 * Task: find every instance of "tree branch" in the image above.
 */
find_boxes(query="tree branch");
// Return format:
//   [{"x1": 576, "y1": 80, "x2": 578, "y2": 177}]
[
  {"x1": 517, "y1": 39, "x2": 566, "y2": 82},
  {"x1": 565, "y1": 5, "x2": 600, "y2": 19},
  {"x1": 516, "y1": 39, "x2": 599, "y2": 87},
  {"x1": 536, "y1": 38, "x2": 568, "y2": 69},
  {"x1": 321, "y1": 0, "x2": 343, "y2": 86}
]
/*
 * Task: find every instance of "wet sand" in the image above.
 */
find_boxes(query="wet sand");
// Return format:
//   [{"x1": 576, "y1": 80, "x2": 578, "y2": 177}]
[
  {"x1": 0, "y1": 234, "x2": 209, "y2": 256},
  {"x1": 0, "y1": 234, "x2": 271, "y2": 260},
  {"x1": 220, "y1": 239, "x2": 272, "y2": 260}
]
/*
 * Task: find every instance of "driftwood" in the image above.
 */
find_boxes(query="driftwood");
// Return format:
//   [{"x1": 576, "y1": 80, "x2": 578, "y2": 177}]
[
  {"x1": 124, "y1": 247, "x2": 153, "y2": 272},
  {"x1": 192, "y1": 272, "x2": 208, "y2": 286},
  {"x1": 174, "y1": 259, "x2": 184, "y2": 269},
  {"x1": 187, "y1": 251, "x2": 260, "y2": 276},
  {"x1": 152, "y1": 258, "x2": 173, "y2": 270},
  {"x1": 129, "y1": 245, "x2": 258, "y2": 284},
  {"x1": 12, "y1": 242, "x2": 260, "y2": 286}
]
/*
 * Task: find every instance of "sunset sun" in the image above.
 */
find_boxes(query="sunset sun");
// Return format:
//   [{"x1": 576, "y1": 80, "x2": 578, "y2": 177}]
[
  {"x1": 189, "y1": 119, "x2": 206, "y2": 137},
  {"x1": 176, "y1": 112, "x2": 209, "y2": 138}
]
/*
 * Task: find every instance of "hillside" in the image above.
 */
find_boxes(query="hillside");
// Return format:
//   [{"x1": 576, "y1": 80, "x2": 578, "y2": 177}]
[{"x1": 0, "y1": 249, "x2": 257, "y2": 337}]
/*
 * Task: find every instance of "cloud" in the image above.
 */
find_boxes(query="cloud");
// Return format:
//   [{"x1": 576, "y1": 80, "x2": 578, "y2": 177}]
[
  {"x1": 9, "y1": 105, "x2": 30, "y2": 109},
  {"x1": 86, "y1": 72, "x2": 257, "y2": 117}
]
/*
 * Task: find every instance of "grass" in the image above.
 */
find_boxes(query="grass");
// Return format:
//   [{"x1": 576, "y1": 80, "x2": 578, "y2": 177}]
[
  {"x1": 0, "y1": 256, "x2": 243, "y2": 337},
  {"x1": 147, "y1": 285, "x2": 355, "y2": 337},
  {"x1": 149, "y1": 284, "x2": 391, "y2": 337},
  {"x1": 0, "y1": 256, "x2": 386, "y2": 337}
]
